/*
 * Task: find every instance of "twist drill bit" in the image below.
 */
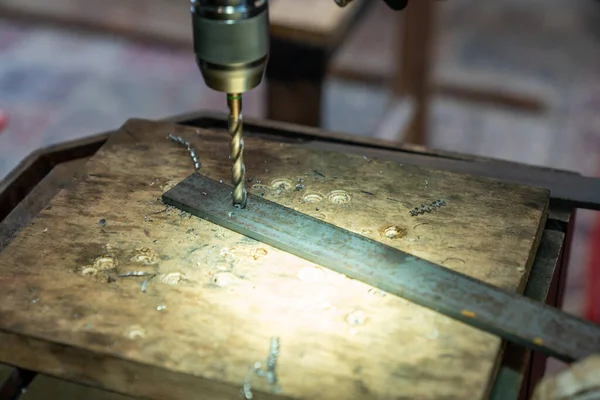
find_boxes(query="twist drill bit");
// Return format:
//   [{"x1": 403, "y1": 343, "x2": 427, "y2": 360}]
[{"x1": 227, "y1": 93, "x2": 247, "y2": 208}]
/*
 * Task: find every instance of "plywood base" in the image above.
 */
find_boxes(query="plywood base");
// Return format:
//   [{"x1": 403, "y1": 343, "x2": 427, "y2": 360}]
[{"x1": 0, "y1": 119, "x2": 548, "y2": 399}]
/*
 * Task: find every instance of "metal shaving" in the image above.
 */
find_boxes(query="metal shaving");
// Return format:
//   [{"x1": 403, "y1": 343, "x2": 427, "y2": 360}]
[
  {"x1": 140, "y1": 274, "x2": 156, "y2": 293},
  {"x1": 240, "y1": 337, "x2": 281, "y2": 399},
  {"x1": 167, "y1": 133, "x2": 201, "y2": 171},
  {"x1": 410, "y1": 199, "x2": 446, "y2": 217},
  {"x1": 266, "y1": 337, "x2": 280, "y2": 384},
  {"x1": 118, "y1": 271, "x2": 152, "y2": 277},
  {"x1": 241, "y1": 362, "x2": 262, "y2": 399}
]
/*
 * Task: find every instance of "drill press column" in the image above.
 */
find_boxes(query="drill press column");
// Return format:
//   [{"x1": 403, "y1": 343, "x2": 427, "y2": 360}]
[{"x1": 191, "y1": 0, "x2": 269, "y2": 208}]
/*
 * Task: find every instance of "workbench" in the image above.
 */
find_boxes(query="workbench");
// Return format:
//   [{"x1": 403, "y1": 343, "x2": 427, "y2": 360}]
[{"x1": 0, "y1": 112, "x2": 576, "y2": 399}]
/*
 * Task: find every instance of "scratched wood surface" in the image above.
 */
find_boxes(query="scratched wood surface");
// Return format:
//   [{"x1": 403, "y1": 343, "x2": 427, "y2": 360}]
[{"x1": 0, "y1": 118, "x2": 549, "y2": 400}]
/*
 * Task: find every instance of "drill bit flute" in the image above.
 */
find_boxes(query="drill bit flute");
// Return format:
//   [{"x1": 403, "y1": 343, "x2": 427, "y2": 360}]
[
  {"x1": 227, "y1": 93, "x2": 247, "y2": 208},
  {"x1": 191, "y1": 0, "x2": 269, "y2": 208}
]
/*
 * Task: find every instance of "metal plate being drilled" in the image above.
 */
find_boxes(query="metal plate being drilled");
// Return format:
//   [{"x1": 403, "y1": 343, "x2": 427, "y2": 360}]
[{"x1": 163, "y1": 173, "x2": 600, "y2": 364}]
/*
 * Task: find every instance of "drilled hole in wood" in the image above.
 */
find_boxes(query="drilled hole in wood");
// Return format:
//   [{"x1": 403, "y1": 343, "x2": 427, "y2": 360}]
[
  {"x1": 161, "y1": 272, "x2": 185, "y2": 285},
  {"x1": 80, "y1": 266, "x2": 99, "y2": 276},
  {"x1": 346, "y1": 310, "x2": 366, "y2": 325},
  {"x1": 380, "y1": 225, "x2": 406, "y2": 239},
  {"x1": 211, "y1": 271, "x2": 237, "y2": 287},
  {"x1": 251, "y1": 248, "x2": 268, "y2": 260},
  {"x1": 130, "y1": 248, "x2": 159, "y2": 265},
  {"x1": 303, "y1": 193, "x2": 324, "y2": 203},
  {"x1": 328, "y1": 190, "x2": 351, "y2": 204},
  {"x1": 270, "y1": 178, "x2": 293, "y2": 190},
  {"x1": 313, "y1": 212, "x2": 328, "y2": 220},
  {"x1": 127, "y1": 325, "x2": 146, "y2": 340},
  {"x1": 93, "y1": 256, "x2": 117, "y2": 270}
]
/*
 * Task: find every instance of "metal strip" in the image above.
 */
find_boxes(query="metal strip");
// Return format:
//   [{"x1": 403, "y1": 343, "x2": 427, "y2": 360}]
[
  {"x1": 184, "y1": 114, "x2": 600, "y2": 210},
  {"x1": 163, "y1": 173, "x2": 600, "y2": 363}
]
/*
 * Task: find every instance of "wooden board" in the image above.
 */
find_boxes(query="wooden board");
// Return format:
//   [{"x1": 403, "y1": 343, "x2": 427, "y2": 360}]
[{"x1": 0, "y1": 118, "x2": 549, "y2": 399}]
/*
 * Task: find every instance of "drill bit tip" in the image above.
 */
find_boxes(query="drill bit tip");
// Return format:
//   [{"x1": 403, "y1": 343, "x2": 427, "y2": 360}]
[{"x1": 227, "y1": 93, "x2": 247, "y2": 208}]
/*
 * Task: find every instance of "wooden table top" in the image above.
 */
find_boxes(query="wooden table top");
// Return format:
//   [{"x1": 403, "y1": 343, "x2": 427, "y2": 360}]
[{"x1": 0, "y1": 118, "x2": 549, "y2": 399}]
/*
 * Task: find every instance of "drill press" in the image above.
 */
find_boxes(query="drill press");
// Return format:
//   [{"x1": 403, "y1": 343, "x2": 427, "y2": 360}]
[
  {"x1": 191, "y1": 0, "x2": 410, "y2": 209},
  {"x1": 191, "y1": 0, "x2": 269, "y2": 209}
]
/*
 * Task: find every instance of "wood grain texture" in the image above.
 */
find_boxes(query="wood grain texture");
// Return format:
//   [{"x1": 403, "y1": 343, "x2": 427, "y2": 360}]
[
  {"x1": 0, "y1": 159, "x2": 87, "y2": 251},
  {"x1": 0, "y1": 118, "x2": 549, "y2": 399}
]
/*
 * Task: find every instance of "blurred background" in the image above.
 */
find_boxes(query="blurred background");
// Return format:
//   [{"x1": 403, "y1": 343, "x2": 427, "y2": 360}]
[{"x1": 0, "y1": 0, "x2": 599, "y2": 380}]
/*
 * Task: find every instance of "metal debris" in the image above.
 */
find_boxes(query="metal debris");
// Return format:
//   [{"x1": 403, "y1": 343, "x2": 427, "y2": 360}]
[
  {"x1": 167, "y1": 133, "x2": 201, "y2": 171},
  {"x1": 240, "y1": 338, "x2": 281, "y2": 398},
  {"x1": 262, "y1": 337, "x2": 280, "y2": 385},
  {"x1": 118, "y1": 271, "x2": 153, "y2": 277},
  {"x1": 156, "y1": 305, "x2": 167, "y2": 311},
  {"x1": 410, "y1": 199, "x2": 446, "y2": 217},
  {"x1": 241, "y1": 362, "x2": 262, "y2": 399},
  {"x1": 140, "y1": 274, "x2": 156, "y2": 293}
]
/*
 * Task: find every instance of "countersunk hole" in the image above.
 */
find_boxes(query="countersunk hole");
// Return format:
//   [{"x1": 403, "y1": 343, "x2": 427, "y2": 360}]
[
  {"x1": 346, "y1": 310, "x2": 366, "y2": 325},
  {"x1": 303, "y1": 193, "x2": 324, "y2": 203},
  {"x1": 161, "y1": 272, "x2": 185, "y2": 285},
  {"x1": 80, "y1": 266, "x2": 99, "y2": 276},
  {"x1": 127, "y1": 325, "x2": 146, "y2": 340},
  {"x1": 211, "y1": 271, "x2": 237, "y2": 287},
  {"x1": 130, "y1": 248, "x2": 159, "y2": 265},
  {"x1": 312, "y1": 212, "x2": 327, "y2": 220},
  {"x1": 367, "y1": 288, "x2": 387, "y2": 297},
  {"x1": 251, "y1": 248, "x2": 268, "y2": 260},
  {"x1": 270, "y1": 178, "x2": 293, "y2": 190},
  {"x1": 93, "y1": 256, "x2": 117, "y2": 270},
  {"x1": 328, "y1": 190, "x2": 351, "y2": 204},
  {"x1": 379, "y1": 225, "x2": 406, "y2": 240}
]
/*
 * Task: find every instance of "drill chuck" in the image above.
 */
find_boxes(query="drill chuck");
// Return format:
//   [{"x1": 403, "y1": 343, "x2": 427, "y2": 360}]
[{"x1": 191, "y1": 0, "x2": 269, "y2": 93}]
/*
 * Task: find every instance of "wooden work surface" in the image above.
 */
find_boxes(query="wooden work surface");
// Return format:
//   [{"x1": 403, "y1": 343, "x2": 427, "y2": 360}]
[{"x1": 0, "y1": 119, "x2": 549, "y2": 400}]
